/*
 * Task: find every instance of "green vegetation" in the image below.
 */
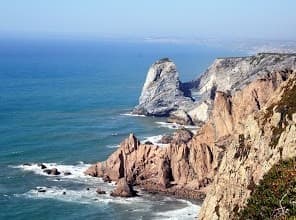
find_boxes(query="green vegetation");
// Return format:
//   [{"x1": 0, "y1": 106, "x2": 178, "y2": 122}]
[{"x1": 238, "y1": 157, "x2": 296, "y2": 220}]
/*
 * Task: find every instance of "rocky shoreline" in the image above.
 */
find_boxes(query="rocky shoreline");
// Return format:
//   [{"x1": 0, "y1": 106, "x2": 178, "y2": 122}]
[
  {"x1": 85, "y1": 53, "x2": 296, "y2": 219},
  {"x1": 137, "y1": 182, "x2": 206, "y2": 201},
  {"x1": 133, "y1": 53, "x2": 296, "y2": 125}
]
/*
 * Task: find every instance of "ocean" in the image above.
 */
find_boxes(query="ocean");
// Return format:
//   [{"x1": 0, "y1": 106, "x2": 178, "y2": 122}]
[{"x1": 0, "y1": 37, "x2": 244, "y2": 220}]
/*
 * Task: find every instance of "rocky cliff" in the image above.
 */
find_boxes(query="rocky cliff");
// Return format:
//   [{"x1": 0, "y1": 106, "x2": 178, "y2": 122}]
[
  {"x1": 86, "y1": 67, "x2": 295, "y2": 214},
  {"x1": 199, "y1": 71, "x2": 296, "y2": 219},
  {"x1": 85, "y1": 53, "x2": 296, "y2": 219},
  {"x1": 133, "y1": 58, "x2": 195, "y2": 117},
  {"x1": 133, "y1": 53, "x2": 296, "y2": 124}
]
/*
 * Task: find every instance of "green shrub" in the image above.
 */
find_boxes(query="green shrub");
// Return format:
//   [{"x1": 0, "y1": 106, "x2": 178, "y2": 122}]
[{"x1": 238, "y1": 157, "x2": 296, "y2": 220}]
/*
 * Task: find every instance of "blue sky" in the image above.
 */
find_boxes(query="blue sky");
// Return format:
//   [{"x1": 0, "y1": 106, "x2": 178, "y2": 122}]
[{"x1": 1, "y1": 0, "x2": 296, "y2": 40}]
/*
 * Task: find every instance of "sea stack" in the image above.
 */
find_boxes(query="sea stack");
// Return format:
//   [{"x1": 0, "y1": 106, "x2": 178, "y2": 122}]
[
  {"x1": 133, "y1": 58, "x2": 194, "y2": 117},
  {"x1": 133, "y1": 53, "x2": 296, "y2": 125},
  {"x1": 87, "y1": 54, "x2": 296, "y2": 219}
]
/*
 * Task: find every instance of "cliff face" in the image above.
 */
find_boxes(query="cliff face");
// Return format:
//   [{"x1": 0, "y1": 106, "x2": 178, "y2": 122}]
[
  {"x1": 86, "y1": 69, "x2": 295, "y2": 207},
  {"x1": 132, "y1": 58, "x2": 194, "y2": 117},
  {"x1": 133, "y1": 53, "x2": 296, "y2": 124},
  {"x1": 199, "y1": 73, "x2": 296, "y2": 219},
  {"x1": 197, "y1": 53, "x2": 296, "y2": 97},
  {"x1": 86, "y1": 53, "x2": 296, "y2": 219}
]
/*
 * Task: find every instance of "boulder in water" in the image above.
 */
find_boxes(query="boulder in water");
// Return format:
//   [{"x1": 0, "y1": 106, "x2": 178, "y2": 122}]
[
  {"x1": 96, "y1": 188, "x2": 106, "y2": 194},
  {"x1": 43, "y1": 168, "x2": 61, "y2": 175},
  {"x1": 38, "y1": 163, "x2": 47, "y2": 169},
  {"x1": 110, "y1": 178, "x2": 137, "y2": 197},
  {"x1": 63, "y1": 171, "x2": 71, "y2": 176}
]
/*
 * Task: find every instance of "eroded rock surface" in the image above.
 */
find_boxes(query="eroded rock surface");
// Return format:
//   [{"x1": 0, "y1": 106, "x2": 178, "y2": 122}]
[
  {"x1": 86, "y1": 70, "x2": 295, "y2": 202},
  {"x1": 133, "y1": 53, "x2": 296, "y2": 125},
  {"x1": 199, "y1": 72, "x2": 296, "y2": 219},
  {"x1": 87, "y1": 54, "x2": 296, "y2": 218},
  {"x1": 133, "y1": 58, "x2": 194, "y2": 117},
  {"x1": 110, "y1": 178, "x2": 137, "y2": 197}
]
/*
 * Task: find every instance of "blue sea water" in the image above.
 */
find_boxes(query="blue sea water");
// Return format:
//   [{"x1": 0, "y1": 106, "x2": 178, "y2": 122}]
[{"x1": 0, "y1": 38, "x2": 244, "y2": 220}]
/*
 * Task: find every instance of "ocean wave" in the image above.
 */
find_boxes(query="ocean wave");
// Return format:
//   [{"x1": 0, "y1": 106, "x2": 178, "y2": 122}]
[
  {"x1": 19, "y1": 186, "x2": 146, "y2": 206},
  {"x1": 141, "y1": 135, "x2": 169, "y2": 147},
  {"x1": 10, "y1": 162, "x2": 102, "y2": 184},
  {"x1": 151, "y1": 200, "x2": 200, "y2": 220},
  {"x1": 155, "y1": 122, "x2": 199, "y2": 133},
  {"x1": 141, "y1": 135, "x2": 163, "y2": 144},
  {"x1": 120, "y1": 113, "x2": 146, "y2": 117},
  {"x1": 106, "y1": 144, "x2": 120, "y2": 149},
  {"x1": 12, "y1": 162, "x2": 201, "y2": 218},
  {"x1": 18, "y1": 186, "x2": 199, "y2": 219},
  {"x1": 11, "y1": 161, "x2": 200, "y2": 218}
]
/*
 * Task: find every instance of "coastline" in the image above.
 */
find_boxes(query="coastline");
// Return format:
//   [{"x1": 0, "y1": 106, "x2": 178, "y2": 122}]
[
  {"x1": 3, "y1": 41, "x2": 296, "y2": 219},
  {"x1": 11, "y1": 161, "x2": 201, "y2": 219},
  {"x1": 137, "y1": 182, "x2": 206, "y2": 201},
  {"x1": 85, "y1": 54, "x2": 296, "y2": 219}
]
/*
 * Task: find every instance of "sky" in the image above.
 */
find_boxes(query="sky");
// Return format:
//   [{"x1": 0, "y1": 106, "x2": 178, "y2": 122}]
[{"x1": 1, "y1": 0, "x2": 296, "y2": 41}]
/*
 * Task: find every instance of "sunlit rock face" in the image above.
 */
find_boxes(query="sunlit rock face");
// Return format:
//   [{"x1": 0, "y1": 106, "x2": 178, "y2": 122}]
[
  {"x1": 199, "y1": 72, "x2": 296, "y2": 220},
  {"x1": 133, "y1": 58, "x2": 194, "y2": 117},
  {"x1": 134, "y1": 53, "x2": 296, "y2": 125},
  {"x1": 86, "y1": 69, "x2": 295, "y2": 206}
]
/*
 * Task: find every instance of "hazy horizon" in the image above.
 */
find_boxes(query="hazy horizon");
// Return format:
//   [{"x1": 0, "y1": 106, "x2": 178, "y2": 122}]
[{"x1": 1, "y1": 1, "x2": 296, "y2": 42}]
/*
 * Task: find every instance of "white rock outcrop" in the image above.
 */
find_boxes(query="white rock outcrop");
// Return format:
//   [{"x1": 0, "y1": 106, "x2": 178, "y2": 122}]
[{"x1": 133, "y1": 53, "x2": 296, "y2": 126}]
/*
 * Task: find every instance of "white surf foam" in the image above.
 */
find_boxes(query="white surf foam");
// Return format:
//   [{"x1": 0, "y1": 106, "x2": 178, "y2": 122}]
[
  {"x1": 106, "y1": 144, "x2": 120, "y2": 149},
  {"x1": 141, "y1": 135, "x2": 169, "y2": 147},
  {"x1": 155, "y1": 122, "x2": 199, "y2": 133},
  {"x1": 12, "y1": 162, "x2": 200, "y2": 219},
  {"x1": 20, "y1": 186, "x2": 147, "y2": 206},
  {"x1": 121, "y1": 113, "x2": 146, "y2": 117},
  {"x1": 152, "y1": 199, "x2": 200, "y2": 220},
  {"x1": 142, "y1": 135, "x2": 163, "y2": 144},
  {"x1": 10, "y1": 162, "x2": 103, "y2": 184}
]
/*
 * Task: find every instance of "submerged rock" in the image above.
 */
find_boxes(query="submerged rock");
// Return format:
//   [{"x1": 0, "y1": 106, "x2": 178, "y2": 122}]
[
  {"x1": 63, "y1": 171, "x2": 71, "y2": 176},
  {"x1": 38, "y1": 163, "x2": 47, "y2": 169},
  {"x1": 43, "y1": 168, "x2": 60, "y2": 175},
  {"x1": 37, "y1": 187, "x2": 46, "y2": 193},
  {"x1": 96, "y1": 188, "x2": 106, "y2": 195}
]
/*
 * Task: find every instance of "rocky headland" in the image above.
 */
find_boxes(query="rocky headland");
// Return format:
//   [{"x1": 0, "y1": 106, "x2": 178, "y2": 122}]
[
  {"x1": 86, "y1": 53, "x2": 296, "y2": 219},
  {"x1": 133, "y1": 53, "x2": 296, "y2": 125}
]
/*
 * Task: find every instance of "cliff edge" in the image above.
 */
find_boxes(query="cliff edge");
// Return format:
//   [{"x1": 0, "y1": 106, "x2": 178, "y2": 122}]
[
  {"x1": 133, "y1": 53, "x2": 296, "y2": 125},
  {"x1": 86, "y1": 68, "x2": 295, "y2": 212},
  {"x1": 86, "y1": 54, "x2": 296, "y2": 219},
  {"x1": 199, "y1": 72, "x2": 296, "y2": 219}
]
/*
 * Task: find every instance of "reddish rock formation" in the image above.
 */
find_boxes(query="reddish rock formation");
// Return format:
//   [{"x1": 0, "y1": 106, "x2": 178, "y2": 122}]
[
  {"x1": 200, "y1": 72, "x2": 296, "y2": 219},
  {"x1": 85, "y1": 70, "x2": 294, "y2": 203},
  {"x1": 110, "y1": 178, "x2": 137, "y2": 197},
  {"x1": 85, "y1": 133, "x2": 166, "y2": 186}
]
